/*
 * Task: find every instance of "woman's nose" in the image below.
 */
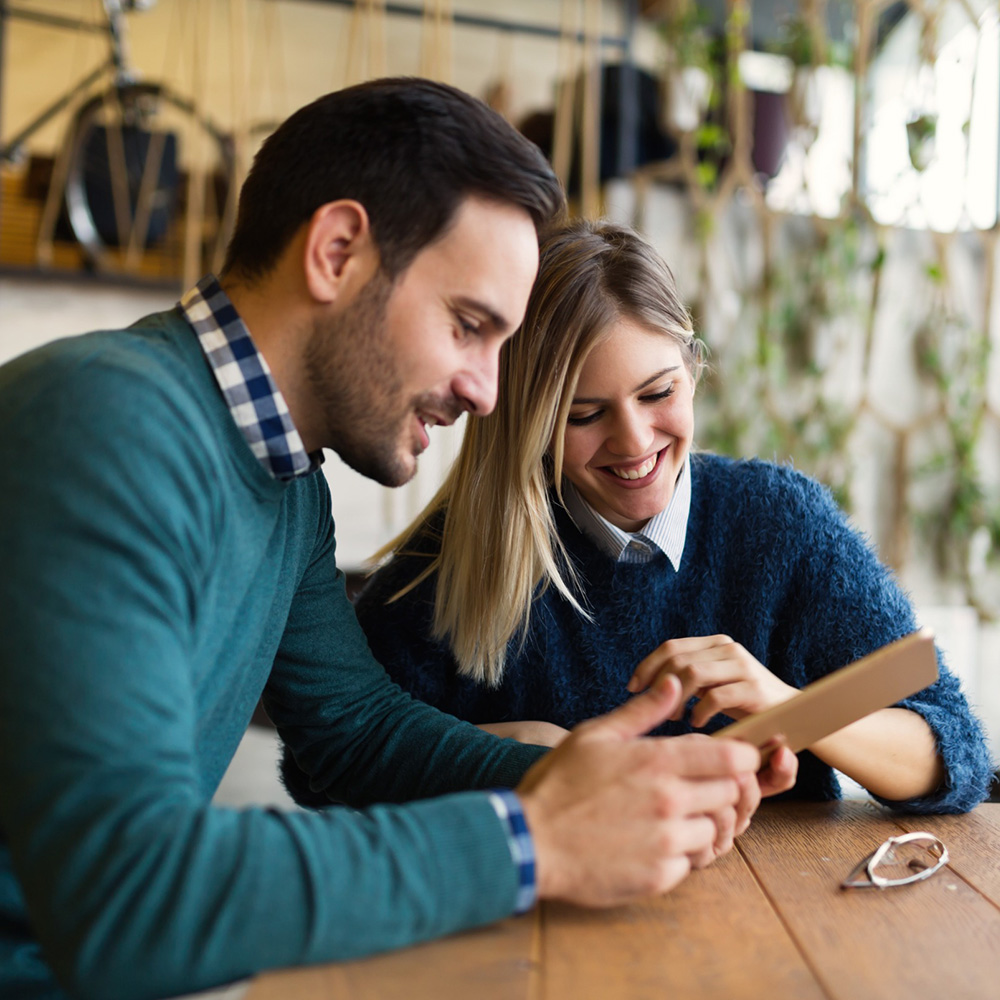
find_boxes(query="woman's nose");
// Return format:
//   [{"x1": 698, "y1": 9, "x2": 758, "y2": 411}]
[{"x1": 605, "y1": 407, "x2": 653, "y2": 457}]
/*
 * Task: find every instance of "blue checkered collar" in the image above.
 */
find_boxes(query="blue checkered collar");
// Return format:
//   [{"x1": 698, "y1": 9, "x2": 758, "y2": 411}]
[{"x1": 179, "y1": 275, "x2": 319, "y2": 480}]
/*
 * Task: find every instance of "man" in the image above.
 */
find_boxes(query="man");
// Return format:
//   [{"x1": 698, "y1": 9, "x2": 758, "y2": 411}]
[{"x1": 0, "y1": 79, "x2": 796, "y2": 1000}]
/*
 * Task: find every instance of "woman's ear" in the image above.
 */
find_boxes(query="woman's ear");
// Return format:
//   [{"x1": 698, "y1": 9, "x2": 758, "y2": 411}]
[
  {"x1": 302, "y1": 200, "x2": 378, "y2": 304},
  {"x1": 690, "y1": 337, "x2": 707, "y2": 392}
]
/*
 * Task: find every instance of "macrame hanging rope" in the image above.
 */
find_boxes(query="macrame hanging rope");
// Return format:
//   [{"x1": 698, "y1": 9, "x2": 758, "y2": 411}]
[
  {"x1": 248, "y1": 0, "x2": 288, "y2": 127},
  {"x1": 181, "y1": 0, "x2": 209, "y2": 288},
  {"x1": 420, "y1": 0, "x2": 453, "y2": 83},
  {"x1": 551, "y1": 0, "x2": 582, "y2": 193},
  {"x1": 215, "y1": 0, "x2": 250, "y2": 273},
  {"x1": 579, "y1": 0, "x2": 602, "y2": 219},
  {"x1": 629, "y1": 0, "x2": 999, "y2": 616},
  {"x1": 551, "y1": 0, "x2": 602, "y2": 219},
  {"x1": 346, "y1": 0, "x2": 388, "y2": 86},
  {"x1": 36, "y1": 0, "x2": 110, "y2": 266},
  {"x1": 483, "y1": 28, "x2": 516, "y2": 121}
]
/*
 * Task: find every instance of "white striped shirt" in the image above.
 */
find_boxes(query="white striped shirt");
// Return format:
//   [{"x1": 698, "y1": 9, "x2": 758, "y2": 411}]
[{"x1": 562, "y1": 454, "x2": 691, "y2": 568}]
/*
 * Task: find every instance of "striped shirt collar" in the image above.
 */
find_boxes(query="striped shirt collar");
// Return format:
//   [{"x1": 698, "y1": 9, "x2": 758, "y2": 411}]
[
  {"x1": 179, "y1": 275, "x2": 319, "y2": 480},
  {"x1": 562, "y1": 454, "x2": 691, "y2": 569}
]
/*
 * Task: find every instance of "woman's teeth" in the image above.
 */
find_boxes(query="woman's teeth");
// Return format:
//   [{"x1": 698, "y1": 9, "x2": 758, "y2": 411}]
[{"x1": 611, "y1": 456, "x2": 656, "y2": 480}]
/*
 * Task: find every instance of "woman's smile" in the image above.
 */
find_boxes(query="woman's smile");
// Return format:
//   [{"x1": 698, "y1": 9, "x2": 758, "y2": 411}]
[{"x1": 598, "y1": 446, "x2": 667, "y2": 486}]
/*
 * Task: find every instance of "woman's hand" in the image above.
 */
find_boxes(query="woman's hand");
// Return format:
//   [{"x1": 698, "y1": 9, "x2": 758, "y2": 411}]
[
  {"x1": 757, "y1": 743, "x2": 799, "y2": 798},
  {"x1": 627, "y1": 635, "x2": 798, "y2": 728},
  {"x1": 477, "y1": 720, "x2": 571, "y2": 747}
]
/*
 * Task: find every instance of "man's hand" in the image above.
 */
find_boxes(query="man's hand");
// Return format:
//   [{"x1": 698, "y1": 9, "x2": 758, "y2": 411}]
[
  {"x1": 477, "y1": 720, "x2": 570, "y2": 747},
  {"x1": 515, "y1": 674, "x2": 762, "y2": 908},
  {"x1": 627, "y1": 635, "x2": 798, "y2": 727}
]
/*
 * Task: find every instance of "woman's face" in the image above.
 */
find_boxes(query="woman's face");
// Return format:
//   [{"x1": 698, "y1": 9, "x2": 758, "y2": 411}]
[{"x1": 562, "y1": 317, "x2": 694, "y2": 532}]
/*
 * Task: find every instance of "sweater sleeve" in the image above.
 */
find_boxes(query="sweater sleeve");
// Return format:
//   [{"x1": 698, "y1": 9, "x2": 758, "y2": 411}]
[
  {"x1": 768, "y1": 468, "x2": 994, "y2": 814},
  {"x1": 0, "y1": 356, "x2": 541, "y2": 1000}
]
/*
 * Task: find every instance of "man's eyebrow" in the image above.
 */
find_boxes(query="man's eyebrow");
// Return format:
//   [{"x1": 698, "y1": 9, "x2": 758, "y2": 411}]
[
  {"x1": 453, "y1": 296, "x2": 510, "y2": 334},
  {"x1": 572, "y1": 366, "x2": 681, "y2": 404}
]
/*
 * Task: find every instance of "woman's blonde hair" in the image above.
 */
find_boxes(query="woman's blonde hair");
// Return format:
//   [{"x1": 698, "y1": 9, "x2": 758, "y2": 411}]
[{"x1": 375, "y1": 219, "x2": 703, "y2": 685}]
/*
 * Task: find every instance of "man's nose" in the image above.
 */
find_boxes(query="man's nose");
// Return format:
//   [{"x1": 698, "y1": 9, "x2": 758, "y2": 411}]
[{"x1": 453, "y1": 345, "x2": 500, "y2": 416}]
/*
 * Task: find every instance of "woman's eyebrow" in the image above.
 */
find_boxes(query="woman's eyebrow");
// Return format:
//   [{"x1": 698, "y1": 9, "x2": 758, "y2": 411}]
[{"x1": 572, "y1": 367, "x2": 680, "y2": 404}]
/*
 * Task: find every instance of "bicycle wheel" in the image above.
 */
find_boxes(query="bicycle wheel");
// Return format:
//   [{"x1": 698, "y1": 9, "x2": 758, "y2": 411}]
[{"x1": 61, "y1": 81, "x2": 234, "y2": 276}]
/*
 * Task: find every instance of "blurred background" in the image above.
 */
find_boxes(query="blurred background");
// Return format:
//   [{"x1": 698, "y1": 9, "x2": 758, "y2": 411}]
[{"x1": 1, "y1": 0, "x2": 998, "y2": 763}]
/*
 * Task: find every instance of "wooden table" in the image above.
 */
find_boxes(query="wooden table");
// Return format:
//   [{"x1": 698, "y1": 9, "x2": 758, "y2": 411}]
[{"x1": 246, "y1": 801, "x2": 1000, "y2": 1000}]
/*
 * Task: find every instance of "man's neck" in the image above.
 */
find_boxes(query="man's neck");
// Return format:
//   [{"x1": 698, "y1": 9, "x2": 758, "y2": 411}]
[{"x1": 221, "y1": 265, "x2": 322, "y2": 452}]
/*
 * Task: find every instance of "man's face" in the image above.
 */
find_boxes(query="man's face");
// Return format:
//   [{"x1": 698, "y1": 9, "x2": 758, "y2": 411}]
[{"x1": 305, "y1": 197, "x2": 539, "y2": 487}]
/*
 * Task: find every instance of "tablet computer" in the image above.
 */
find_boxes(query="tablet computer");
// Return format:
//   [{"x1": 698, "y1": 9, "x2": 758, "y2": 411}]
[{"x1": 711, "y1": 627, "x2": 938, "y2": 761}]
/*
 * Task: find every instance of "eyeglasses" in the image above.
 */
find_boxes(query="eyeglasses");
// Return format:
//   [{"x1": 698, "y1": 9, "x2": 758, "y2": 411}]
[{"x1": 841, "y1": 832, "x2": 949, "y2": 890}]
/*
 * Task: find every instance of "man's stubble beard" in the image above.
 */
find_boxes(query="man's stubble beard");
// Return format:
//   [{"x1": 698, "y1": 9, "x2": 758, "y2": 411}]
[{"x1": 304, "y1": 269, "x2": 416, "y2": 488}]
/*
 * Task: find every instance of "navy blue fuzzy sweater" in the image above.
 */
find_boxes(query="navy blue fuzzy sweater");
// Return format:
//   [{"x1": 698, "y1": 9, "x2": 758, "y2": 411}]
[{"x1": 356, "y1": 453, "x2": 994, "y2": 813}]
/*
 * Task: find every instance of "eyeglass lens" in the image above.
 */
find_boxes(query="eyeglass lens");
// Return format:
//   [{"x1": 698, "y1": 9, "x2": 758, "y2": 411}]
[
  {"x1": 841, "y1": 832, "x2": 949, "y2": 889},
  {"x1": 870, "y1": 836, "x2": 945, "y2": 882}
]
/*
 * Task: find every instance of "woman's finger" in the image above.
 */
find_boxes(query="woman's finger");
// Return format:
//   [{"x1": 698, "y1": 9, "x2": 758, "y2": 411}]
[
  {"x1": 652, "y1": 659, "x2": 753, "y2": 721},
  {"x1": 689, "y1": 679, "x2": 760, "y2": 727},
  {"x1": 758, "y1": 744, "x2": 799, "y2": 797},
  {"x1": 627, "y1": 635, "x2": 735, "y2": 692}
]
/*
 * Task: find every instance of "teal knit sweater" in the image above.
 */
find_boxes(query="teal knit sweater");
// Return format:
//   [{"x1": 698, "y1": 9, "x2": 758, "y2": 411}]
[
  {"x1": 354, "y1": 453, "x2": 994, "y2": 814},
  {"x1": 0, "y1": 310, "x2": 545, "y2": 1000}
]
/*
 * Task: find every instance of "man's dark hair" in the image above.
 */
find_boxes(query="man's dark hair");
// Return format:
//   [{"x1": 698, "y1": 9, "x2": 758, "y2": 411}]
[{"x1": 223, "y1": 77, "x2": 565, "y2": 281}]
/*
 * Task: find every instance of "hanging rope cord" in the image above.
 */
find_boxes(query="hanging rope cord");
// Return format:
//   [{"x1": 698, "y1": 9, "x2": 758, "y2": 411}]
[
  {"x1": 346, "y1": 0, "x2": 388, "y2": 87},
  {"x1": 421, "y1": 0, "x2": 453, "y2": 83},
  {"x1": 36, "y1": 1, "x2": 104, "y2": 265},
  {"x1": 551, "y1": 0, "x2": 602, "y2": 219}
]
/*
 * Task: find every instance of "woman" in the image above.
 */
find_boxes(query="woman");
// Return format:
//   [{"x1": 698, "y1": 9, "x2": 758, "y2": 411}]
[{"x1": 357, "y1": 219, "x2": 993, "y2": 812}]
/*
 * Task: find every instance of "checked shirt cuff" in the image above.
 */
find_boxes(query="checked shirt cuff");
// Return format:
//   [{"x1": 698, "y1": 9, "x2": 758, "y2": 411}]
[{"x1": 488, "y1": 789, "x2": 537, "y2": 914}]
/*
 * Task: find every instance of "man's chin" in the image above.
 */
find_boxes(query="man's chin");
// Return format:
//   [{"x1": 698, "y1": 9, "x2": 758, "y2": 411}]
[{"x1": 337, "y1": 445, "x2": 416, "y2": 488}]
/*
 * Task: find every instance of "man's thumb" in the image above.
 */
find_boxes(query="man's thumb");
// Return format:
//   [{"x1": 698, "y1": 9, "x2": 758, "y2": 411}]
[{"x1": 588, "y1": 673, "x2": 683, "y2": 742}]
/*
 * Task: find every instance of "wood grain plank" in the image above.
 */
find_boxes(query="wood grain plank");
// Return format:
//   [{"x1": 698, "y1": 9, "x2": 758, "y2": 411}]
[
  {"x1": 247, "y1": 915, "x2": 537, "y2": 1000},
  {"x1": 538, "y1": 843, "x2": 828, "y2": 1000},
  {"x1": 741, "y1": 801, "x2": 1000, "y2": 1000}
]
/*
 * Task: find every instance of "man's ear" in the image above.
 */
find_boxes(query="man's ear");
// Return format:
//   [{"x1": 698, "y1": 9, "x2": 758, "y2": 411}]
[{"x1": 302, "y1": 200, "x2": 377, "y2": 304}]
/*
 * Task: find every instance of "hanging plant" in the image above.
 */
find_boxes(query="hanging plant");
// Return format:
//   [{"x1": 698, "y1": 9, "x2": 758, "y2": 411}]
[
  {"x1": 904, "y1": 19, "x2": 940, "y2": 176},
  {"x1": 654, "y1": 0, "x2": 735, "y2": 201},
  {"x1": 697, "y1": 216, "x2": 868, "y2": 512},
  {"x1": 910, "y1": 260, "x2": 998, "y2": 618},
  {"x1": 768, "y1": 10, "x2": 827, "y2": 150},
  {"x1": 667, "y1": 65, "x2": 714, "y2": 134},
  {"x1": 658, "y1": 0, "x2": 713, "y2": 73},
  {"x1": 906, "y1": 113, "x2": 938, "y2": 172},
  {"x1": 669, "y1": 4, "x2": 998, "y2": 625},
  {"x1": 658, "y1": 0, "x2": 714, "y2": 133}
]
